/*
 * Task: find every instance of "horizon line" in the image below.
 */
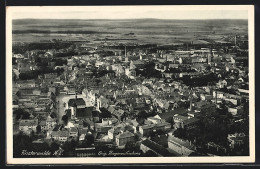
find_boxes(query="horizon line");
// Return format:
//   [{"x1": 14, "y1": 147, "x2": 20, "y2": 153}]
[{"x1": 13, "y1": 18, "x2": 248, "y2": 20}]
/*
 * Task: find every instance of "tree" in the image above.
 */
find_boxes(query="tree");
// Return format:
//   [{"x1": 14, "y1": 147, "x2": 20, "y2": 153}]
[
  {"x1": 61, "y1": 115, "x2": 69, "y2": 125},
  {"x1": 84, "y1": 134, "x2": 95, "y2": 146},
  {"x1": 174, "y1": 128, "x2": 186, "y2": 139},
  {"x1": 13, "y1": 132, "x2": 33, "y2": 157},
  {"x1": 36, "y1": 125, "x2": 41, "y2": 134},
  {"x1": 14, "y1": 109, "x2": 30, "y2": 121},
  {"x1": 50, "y1": 141, "x2": 60, "y2": 153},
  {"x1": 62, "y1": 139, "x2": 77, "y2": 156}
]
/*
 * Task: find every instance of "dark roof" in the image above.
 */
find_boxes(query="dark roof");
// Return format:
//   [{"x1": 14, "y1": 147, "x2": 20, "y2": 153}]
[
  {"x1": 92, "y1": 110, "x2": 100, "y2": 117},
  {"x1": 115, "y1": 131, "x2": 134, "y2": 139},
  {"x1": 168, "y1": 136, "x2": 195, "y2": 150},
  {"x1": 158, "y1": 108, "x2": 187, "y2": 119},
  {"x1": 76, "y1": 107, "x2": 94, "y2": 118},
  {"x1": 183, "y1": 117, "x2": 200, "y2": 125},
  {"x1": 141, "y1": 139, "x2": 173, "y2": 157},
  {"x1": 72, "y1": 102, "x2": 77, "y2": 107},
  {"x1": 68, "y1": 98, "x2": 86, "y2": 107}
]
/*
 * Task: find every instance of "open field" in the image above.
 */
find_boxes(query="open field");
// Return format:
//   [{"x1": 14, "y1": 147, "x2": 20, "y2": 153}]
[{"x1": 12, "y1": 19, "x2": 248, "y2": 44}]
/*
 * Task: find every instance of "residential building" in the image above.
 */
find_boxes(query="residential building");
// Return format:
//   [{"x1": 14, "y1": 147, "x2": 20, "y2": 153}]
[{"x1": 115, "y1": 131, "x2": 135, "y2": 146}]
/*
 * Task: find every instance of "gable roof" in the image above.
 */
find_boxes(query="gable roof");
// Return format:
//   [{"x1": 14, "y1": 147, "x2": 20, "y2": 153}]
[
  {"x1": 68, "y1": 98, "x2": 86, "y2": 107},
  {"x1": 141, "y1": 139, "x2": 173, "y2": 156},
  {"x1": 168, "y1": 136, "x2": 195, "y2": 150},
  {"x1": 157, "y1": 108, "x2": 187, "y2": 120},
  {"x1": 183, "y1": 117, "x2": 200, "y2": 125},
  {"x1": 115, "y1": 131, "x2": 134, "y2": 139}
]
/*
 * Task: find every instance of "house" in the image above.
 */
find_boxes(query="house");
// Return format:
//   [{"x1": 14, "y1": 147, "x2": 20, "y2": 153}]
[
  {"x1": 49, "y1": 129, "x2": 69, "y2": 144},
  {"x1": 139, "y1": 124, "x2": 154, "y2": 136},
  {"x1": 168, "y1": 136, "x2": 195, "y2": 156},
  {"x1": 108, "y1": 127, "x2": 122, "y2": 140},
  {"x1": 216, "y1": 80, "x2": 228, "y2": 88},
  {"x1": 147, "y1": 117, "x2": 165, "y2": 124},
  {"x1": 173, "y1": 115, "x2": 199, "y2": 130},
  {"x1": 153, "y1": 108, "x2": 187, "y2": 123},
  {"x1": 79, "y1": 134, "x2": 86, "y2": 141},
  {"x1": 155, "y1": 122, "x2": 172, "y2": 132},
  {"x1": 69, "y1": 127, "x2": 78, "y2": 139},
  {"x1": 140, "y1": 139, "x2": 173, "y2": 157},
  {"x1": 39, "y1": 120, "x2": 47, "y2": 131},
  {"x1": 228, "y1": 106, "x2": 243, "y2": 116},
  {"x1": 49, "y1": 87, "x2": 57, "y2": 95},
  {"x1": 200, "y1": 94, "x2": 213, "y2": 101},
  {"x1": 125, "y1": 119, "x2": 139, "y2": 133},
  {"x1": 46, "y1": 116, "x2": 57, "y2": 130},
  {"x1": 227, "y1": 133, "x2": 246, "y2": 149},
  {"x1": 17, "y1": 60, "x2": 31, "y2": 73},
  {"x1": 213, "y1": 91, "x2": 225, "y2": 99},
  {"x1": 112, "y1": 109, "x2": 125, "y2": 120},
  {"x1": 44, "y1": 73, "x2": 58, "y2": 79},
  {"x1": 19, "y1": 119, "x2": 38, "y2": 135},
  {"x1": 16, "y1": 80, "x2": 36, "y2": 88},
  {"x1": 115, "y1": 131, "x2": 135, "y2": 147},
  {"x1": 125, "y1": 68, "x2": 136, "y2": 79},
  {"x1": 101, "y1": 118, "x2": 118, "y2": 126}
]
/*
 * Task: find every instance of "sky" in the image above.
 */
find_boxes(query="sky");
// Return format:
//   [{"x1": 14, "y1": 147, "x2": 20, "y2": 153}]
[{"x1": 8, "y1": 6, "x2": 250, "y2": 20}]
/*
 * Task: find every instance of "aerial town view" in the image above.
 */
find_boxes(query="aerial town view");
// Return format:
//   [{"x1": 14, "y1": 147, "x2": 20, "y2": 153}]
[{"x1": 11, "y1": 7, "x2": 250, "y2": 158}]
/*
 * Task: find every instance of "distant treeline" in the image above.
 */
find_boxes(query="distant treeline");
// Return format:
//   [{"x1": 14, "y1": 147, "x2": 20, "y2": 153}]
[
  {"x1": 13, "y1": 30, "x2": 118, "y2": 34},
  {"x1": 182, "y1": 72, "x2": 218, "y2": 87},
  {"x1": 12, "y1": 42, "x2": 73, "y2": 54},
  {"x1": 19, "y1": 67, "x2": 64, "y2": 80},
  {"x1": 105, "y1": 44, "x2": 157, "y2": 50}
]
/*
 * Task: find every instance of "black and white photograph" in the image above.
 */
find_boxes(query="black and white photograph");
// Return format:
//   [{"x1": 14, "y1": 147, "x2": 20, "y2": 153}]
[{"x1": 6, "y1": 5, "x2": 255, "y2": 164}]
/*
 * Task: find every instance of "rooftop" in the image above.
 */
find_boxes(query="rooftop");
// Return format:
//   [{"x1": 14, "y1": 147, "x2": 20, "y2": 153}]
[
  {"x1": 168, "y1": 136, "x2": 195, "y2": 150},
  {"x1": 68, "y1": 98, "x2": 86, "y2": 107},
  {"x1": 115, "y1": 131, "x2": 134, "y2": 139},
  {"x1": 141, "y1": 139, "x2": 173, "y2": 157}
]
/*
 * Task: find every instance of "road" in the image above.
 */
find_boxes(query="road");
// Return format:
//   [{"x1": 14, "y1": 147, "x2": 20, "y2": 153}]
[{"x1": 56, "y1": 93, "x2": 66, "y2": 124}]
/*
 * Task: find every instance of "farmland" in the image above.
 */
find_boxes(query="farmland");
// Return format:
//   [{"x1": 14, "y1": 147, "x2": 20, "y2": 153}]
[{"x1": 12, "y1": 19, "x2": 248, "y2": 45}]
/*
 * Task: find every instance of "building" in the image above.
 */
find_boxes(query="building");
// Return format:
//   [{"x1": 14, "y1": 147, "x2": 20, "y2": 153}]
[
  {"x1": 115, "y1": 131, "x2": 135, "y2": 146},
  {"x1": 125, "y1": 68, "x2": 136, "y2": 79},
  {"x1": 155, "y1": 122, "x2": 172, "y2": 131},
  {"x1": 108, "y1": 127, "x2": 122, "y2": 140},
  {"x1": 139, "y1": 124, "x2": 154, "y2": 136},
  {"x1": 140, "y1": 139, "x2": 172, "y2": 157},
  {"x1": 168, "y1": 136, "x2": 195, "y2": 156},
  {"x1": 173, "y1": 115, "x2": 199, "y2": 130},
  {"x1": 46, "y1": 116, "x2": 57, "y2": 130},
  {"x1": 69, "y1": 127, "x2": 79, "y2": 139},
  {"x1": 67, "y1": 98, "x2": 86, "y2": 109},
  {"x1": 49, "y1": 129, "x2": 69, "y2": 144},
  {"x1": 19, "y1": 119, "x2": 38, "y2": 135},
  {"x1": 39, "y1": 120, "x2": 47, "y2": 131},
  {"x1": 227, "y1": 133, "x2": 246, "y2": 149}
]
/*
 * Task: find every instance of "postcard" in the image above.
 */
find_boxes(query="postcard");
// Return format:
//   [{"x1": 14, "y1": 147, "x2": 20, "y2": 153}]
[{"x1": 6, "y1": 5, "x2": 255, "y2": 164}]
